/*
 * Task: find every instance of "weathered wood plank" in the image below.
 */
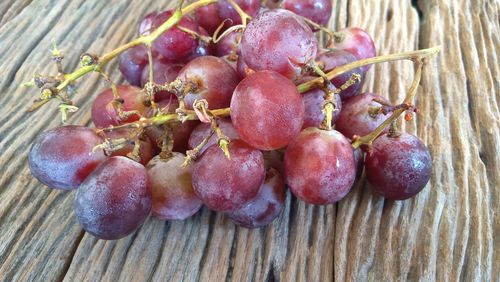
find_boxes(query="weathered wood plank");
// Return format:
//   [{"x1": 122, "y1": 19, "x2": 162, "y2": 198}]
[{"x1": 0, "y1": 0, "x2": 497, "y2": 281}]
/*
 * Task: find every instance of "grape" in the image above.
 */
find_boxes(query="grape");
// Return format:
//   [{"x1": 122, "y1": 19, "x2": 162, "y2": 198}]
[
  {"x1": 152, "y1": 10, "x2": 200, "y2": 61},
  {"x1": 335, "y1": 93, "x2": 391, "y2": 139},
  {"x1": 118, "y1": 45, "x2": 150, "y2": 86},
  {"x1": 217, "y1": 0, "x2": 261, "y2": 26},
  {"x1": 240, "y1": 9, "x2": 318, "y2": 79},
  {"x1": 316, "y1": 49, "x2": 365, "y2": 100},
  {"x1": 178, "y1": 56, "x2": 239, "y2": 109},
  {"x1": 138, "y1": 11, "x2": 157, "y2": 36},
  {"x1": 230, "y1": 70, "x2": 305, "y2": 150},
  {"x1": 215, "y1": 30, "x2": 242, "y2": 57},
  {"x1": 74, "y1": 156, "x2": 152, "y2": 240},
  {"x1": 147, "y1": 153, "x2": 203, "y2": 220},
  {"x1": 195, "y1": 3, "x2": 224, "y2": 35},
  {"x1": 141, "y1": 59, "x2": 182, "y2": 102},
  {"x1": 283, "y1": 0, "x2": 333, "y2": 26},
  {"x1": 91, "y1": 85, "x2": 148, "y2": 128},
  {"x1": 192, "y1": 140, "x2": 265, "y2": 212},
  {"x1": 187, "y1": 118, "x2": 240, "y2": 154},
  {"x1": 284, "y1": 127, "x2": 356, "y2": 205},
  {"x1": 365, "y1": 132, "x2": 432, "y2": 200},
  {"x1": 105, "y1": 129, "x2": 156, "y2": 165},
  {"x1": 236, "y1": 55, "x2": 253, "y2": 79},
  {"x1": 29, "y1": 126, "x2": 107, "y2": 190},
  {"x1": 333, "y1": 27, "x2": 376, "y2": 72},
  {"x1": 353, "y1": 147, "x2": 364, "y2": 179},
  {"x1": 228, "y1": 168, "x2": 285, "y2": 228},
  {"x1": 301, "y1": 88, "x2": 342, "y2": 129},
  {"x1": 182, "y1": 27, "x2": 215, "y2": 63}
]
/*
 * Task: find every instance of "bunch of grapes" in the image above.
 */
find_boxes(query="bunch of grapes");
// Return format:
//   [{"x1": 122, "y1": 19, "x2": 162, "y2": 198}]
[{"x1": 26, "y1": 0, "x2": 437, "y2": 240}]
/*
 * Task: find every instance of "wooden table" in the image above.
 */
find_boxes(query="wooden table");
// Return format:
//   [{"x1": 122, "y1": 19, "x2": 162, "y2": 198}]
[{"x1": 0, "y1": 0, "x2": 498, "y2": 281}]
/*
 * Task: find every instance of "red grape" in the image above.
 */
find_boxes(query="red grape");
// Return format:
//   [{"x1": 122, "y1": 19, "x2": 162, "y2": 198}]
[
  {"x1": 74, "y1": 156, "x2": 152, "y2": 240},
  {"x1": 228, "y1": 168, "x2": 286, "y2": 228},
  {"x1": 138, "y1": 11, "x2": 157, "y2": 36},
  {"x1": 335, "y1": 93, "x2": 391, "y2": 139},
  {"x1": 301, "y1": 88, "x2": 342, "y2": 129},
  {"x1": 187, "y1": 118, "x2": 240, "y2": 154},
  {"x1": 217, "y1": 0, "x2": 261, "y2": 26},
  {"x1": 182, "y1": 27, "x2": 215, "y2": 63},
  {"x1": 333, "y1": 27, "x2": 376, "y2": 72},
  {"x1": 105, "y1": 129, "x2": 156, "y2": 165},
  {"x1": 192, "y1": 140, "x2": 265, "y2": 212},
  {"x1": 195, "y1": 3, "x2": 224, "y2": 35},
  {"x1": 152, "y1": 10, "x2": 200, "y2": 61},
  {"x1": 141, "y1": 59, "x2": 182, "y2": 102},
  {"x1": 118, "y1": 45, "x2": 150, "y2": 86},
  {"x1": 240, "y1": 9, "x2": 318, "y2": 79},
  {"x1": 317, "y1": 49, "x2": 365, "y2": 100},
  {"x1": 178, "y1": 56, "x2": 239, "y2": 109},
  {"x1": 215, "y1": 29, "x2": 241, "y2": 57},
  {"x1": 284, "y1": 128, "x2": 356, "y2": 205},
  {"x1": 147, "y1": 154, "x2": 203, "y2": 220},
  {"x1": 28, "y1": 126, "x2": 107, "y2": 190},
  {"x1": 91, "y1": 85, "x2": 148, "y2": 128},
  {"x1": 231, "y1": 70, "x2": 305, "y2": 150},
  {"x1": 365, "y1": 132, "x2": 432, "y2": 200},
  {"x1": 283, "y1": 0, "x2": 333, "y2": 26}
]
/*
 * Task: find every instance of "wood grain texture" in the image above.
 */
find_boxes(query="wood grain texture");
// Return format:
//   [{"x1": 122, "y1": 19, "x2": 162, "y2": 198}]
[{"x1": 0, "y1": 0, "x2": 498, "y2": 281}]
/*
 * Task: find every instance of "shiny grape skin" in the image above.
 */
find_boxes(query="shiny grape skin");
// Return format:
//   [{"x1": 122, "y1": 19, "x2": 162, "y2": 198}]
[
  {"x1": 182, "y1": 27, "x2": 215, "y2": 63},
  {"x1": 192, "y1": 140, "x2": 265, "y2": 212},
  {"x1": 187, "y1": 118, "x2": 240, "y2": 154},
  {"x1": 215, "y1": 30, "x2": 242, "y2": 57},
  {"x1": 333, "y1": 27, "x2": 376, "y2": 72},
  {"x1": 152, "y1": 10, "x2": 200, "y2": 61},
  {"x1": 28, "y1": 126, "x2": 107, "y2": 190},
  {"x1": 335, "y1": 93, "x2": 391, "y2": 139},
  {"x1": 301, "y1": 88, "x2": 342, "y2": 129},
  {"x1": 217, "y1": 0, "x2": 261, "y2": 26},
  {"x1": 74, "y1": 156, "x2": 152, "y2": 240},
  {"x1": 147, "y1": 153, "x2": 203, "y2": 220},
  {"x1": 118, "y1": 45, "x2": 150, "y2": 86},
  {"x1": 284, "y1": 128, "x2": 356, "y2": 205},
  {"x1": 178, "y1": 56, "x2": 239, "y2": 110},
  {"x1": 91, "y1": 85, "x2": 148, "y2": 128},
  {"x1": 230, "y1": 70, "x2": 305, "y2": 150},
  {"x1": 240, "y1": 9, "x2": 318, "y2": 79},
  {"x1": 228, "y1": 168, "x2": 286, "y2": 228},
  {"x1": 195, "y1": 3, "x2": 224, "y2": 35},
  {"x1": 141, "y1": 59, "x2": 183, "y2": 102},
  {"x1": 317, "y1": 49, "x2": 366, "y2": 100},
  {"x1": 104, "y1": 129, "x2": 156, "y2": 166},
  {"x1": 283, "y1": 0, "x2": 333, "y2": 26},
  {"x1": 138, "y1": 11, "x2": 157, "y2": 36},
  {"x1": 365, "y1": 133, "x2": 432, "y2": 200}
]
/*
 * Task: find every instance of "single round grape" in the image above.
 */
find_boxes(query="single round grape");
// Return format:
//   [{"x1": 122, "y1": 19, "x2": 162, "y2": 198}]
[
  {"x1": 192, "y1": 140, "x2": 265, "y2": 212},
  {"x1": 138, "y1": 11, "x2": 157, "y2": 35},
  {"x1": 240, "y1": 9, "x2": 318, "y2": 79},
  {"x1": 301, "y1": 88, "x2": 342, "y2": 129},
  {"x1": 118, "y1": 45, "x2": 150, "y2": 86},
  {"x1": 91, "y1": 85, "x2": 148, "y2": 128},
  {"x1": 317, "y1": 49, "x2": 365, "y2": 100},
  {"x1": 178, "y1": 56, "x2": 239, "y2": 109},
  {"x1": 334, "y1": 27, "x2": 376, "y2": 72},
  {"x1": 365, "y1": 132, "x2": 432, "y2": 200},
  {"x1": 284, "y1": 127, "x2": 356, "y2": 205},
  {"x1": 217, "y1": 0, "x2": 261, "y2": 26},
  {"x1": 335, "y1": 93, "x2": 391, "y2": 139},
  {"x1": 74, "y1": 156, "x2": 152, "y2": 240},
  {"x1": 105, "y1": 129, "x2": 156, "y2": 166},
  {"x1": 29, "y1": 126, "x2": 107, "y2": 190},
  {"x1": 141, "y1": 59, "x2": 183, "y2": 102},
  {"x1": 283, "y1": 0, "x2": 333, "y2": 26},
  {"x1": 147, "y1": 153, "x2": 203, "y2": 220},
  {"x1": 228, "y1": 168, "x2": 285, "y2": 228},
  {"x1": 231, "y1": 70, "x2": 305, "y2": 150},
  {"x1": 215, "y1": 30, "x2": 242, "y2": 57},
  {"x1": 187, "y1": 118, "x2": 240, "y2": 154},
  {"x1": 195, "y1": 3, "x2": 224, "y2": 35},
  {"x1": 152, "y1": 10, "x2": 200, "y2": 61}
]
